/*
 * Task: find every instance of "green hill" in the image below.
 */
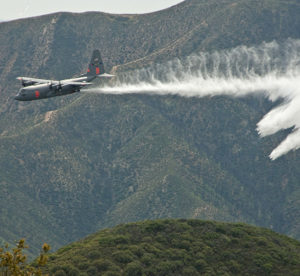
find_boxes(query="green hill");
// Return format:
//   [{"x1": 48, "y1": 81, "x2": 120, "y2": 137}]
[
  {"x1": 43, "y1": 219, "x2": 300, "y2": 276},
  {"x1": 0, "y1": 0, "x2": 300, "y2": 257}
]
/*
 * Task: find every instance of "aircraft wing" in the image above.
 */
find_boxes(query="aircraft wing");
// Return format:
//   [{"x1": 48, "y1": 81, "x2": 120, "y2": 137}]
[
  {"x1": 17, "y1": 77, "x2": 92, "y2": 87},
  {"x1": 17, "y1": 77, "x2": 53, "y2": 84}
]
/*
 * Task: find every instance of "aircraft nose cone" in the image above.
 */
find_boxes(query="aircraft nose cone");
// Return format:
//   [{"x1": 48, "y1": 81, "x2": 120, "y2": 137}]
[
  {"x1": 14, "y1": 94, "x2": 21, "y2": 100},
  {"x1": 14, "y1": 93, "x2": 24, "y2": 101}
]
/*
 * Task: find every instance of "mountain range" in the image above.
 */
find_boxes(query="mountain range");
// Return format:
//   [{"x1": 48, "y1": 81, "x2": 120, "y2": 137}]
[{"x1": 0, "y1": 0, "x2": 300, "y2": 257}]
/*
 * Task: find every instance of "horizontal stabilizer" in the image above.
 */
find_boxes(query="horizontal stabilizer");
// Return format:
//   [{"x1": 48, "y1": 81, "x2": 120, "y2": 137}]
[
  {"x1": 96, "y1": 73, "x2": 115, "y2": 78},
  {"x1": 61, "y1": 81, "x2": 92, "y2": 86}
]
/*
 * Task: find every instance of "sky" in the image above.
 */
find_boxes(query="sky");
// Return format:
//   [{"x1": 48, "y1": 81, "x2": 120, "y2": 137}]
[{"x1": 1, "y1": 0, "x2": 185, "y2": 21}]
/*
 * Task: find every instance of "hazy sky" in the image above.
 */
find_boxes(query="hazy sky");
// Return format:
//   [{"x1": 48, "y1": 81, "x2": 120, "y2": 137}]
[{"x1": 1, "y1": 0, "x2": 185, "y2": 21}]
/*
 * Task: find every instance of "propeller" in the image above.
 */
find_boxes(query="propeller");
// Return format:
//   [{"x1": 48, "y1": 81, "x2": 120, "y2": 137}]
[{"x1": 57, "y1": 81, "x2": 62, "y2": 91}]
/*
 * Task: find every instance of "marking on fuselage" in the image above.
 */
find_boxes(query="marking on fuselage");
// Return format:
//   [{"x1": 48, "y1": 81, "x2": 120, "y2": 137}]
[
  {"x1": 96, "y1": 67, "x2": 100, "y2": 75},
  {"x1": 35, "y1": 90, "x2": 40, "y2": 98}
]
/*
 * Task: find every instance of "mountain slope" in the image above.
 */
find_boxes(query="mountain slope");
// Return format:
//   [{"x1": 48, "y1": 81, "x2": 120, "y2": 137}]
[
  {"x1": 43, "y1": 219, "x2": 300, "y2": 276},
  {"x1": 0, "y1": 0, "x2": 300, "y2": 256}
]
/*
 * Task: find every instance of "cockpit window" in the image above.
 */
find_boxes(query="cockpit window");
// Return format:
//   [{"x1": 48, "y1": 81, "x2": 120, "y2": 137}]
[{"x1": 19, "y1": 89, "x2": 26, "y2": 96}]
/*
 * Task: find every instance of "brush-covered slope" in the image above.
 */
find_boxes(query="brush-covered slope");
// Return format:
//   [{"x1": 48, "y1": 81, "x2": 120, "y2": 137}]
[
  {"x1": 43, "y1": 219, "x2": 300, "y2": 276},
  {"x1": 0, "y1": 0, "x2": 300, "y2": 256}
]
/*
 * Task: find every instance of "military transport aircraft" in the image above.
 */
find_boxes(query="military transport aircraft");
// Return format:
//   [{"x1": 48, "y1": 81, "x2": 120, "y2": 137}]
[{"x1": 15, "y1": 50, "x2": 113, "y2": 101}]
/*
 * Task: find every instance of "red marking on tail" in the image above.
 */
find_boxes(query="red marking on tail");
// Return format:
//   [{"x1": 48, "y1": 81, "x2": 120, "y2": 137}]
[
  {"x1": 96, "y1": 67, "x2": 100, "y2": 75},
  {"x1": 35, "y1": 91, "x2": 40, "y2": 98}
]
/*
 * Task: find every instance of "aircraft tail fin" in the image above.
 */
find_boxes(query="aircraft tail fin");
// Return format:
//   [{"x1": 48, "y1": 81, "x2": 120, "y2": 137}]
[{"x1": 87, "y1": 50, "x2": 105, "y2": 77}]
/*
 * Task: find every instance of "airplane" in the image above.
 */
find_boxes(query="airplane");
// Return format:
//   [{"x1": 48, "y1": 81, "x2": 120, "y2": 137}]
[{"x1": 15, "y1": 50, "x2": 113, "y2": 101}]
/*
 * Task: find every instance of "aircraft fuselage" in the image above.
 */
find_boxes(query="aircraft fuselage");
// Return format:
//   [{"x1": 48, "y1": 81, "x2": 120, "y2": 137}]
[
  {"x1": 15, "y1": 83, "x2": 77, "y2": 101},
  {"x1": 14, "y1": 76, "x2": 94, "y2": 101}
]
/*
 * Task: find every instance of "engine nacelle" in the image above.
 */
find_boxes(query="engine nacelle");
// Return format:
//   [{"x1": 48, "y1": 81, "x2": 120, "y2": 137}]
[
  {"x1": 51, "y1": 83, "x2": 62, "y2": 91},
  {"x1": 22, "y1": 80, "x2": 36, "y2": 87}
]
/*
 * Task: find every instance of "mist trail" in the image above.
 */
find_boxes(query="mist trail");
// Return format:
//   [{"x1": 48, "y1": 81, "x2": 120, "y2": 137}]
[{"x1": 86, "y1": 39, "x2": 300, "y2": 160}]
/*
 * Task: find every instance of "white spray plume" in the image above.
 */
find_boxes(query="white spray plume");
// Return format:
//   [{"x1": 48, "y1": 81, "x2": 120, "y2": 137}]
[{"x1": 86, "y1": 39, "x2": 300, "y2": 160}]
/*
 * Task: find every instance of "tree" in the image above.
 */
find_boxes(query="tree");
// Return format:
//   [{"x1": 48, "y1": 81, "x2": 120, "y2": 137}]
[{"x1": 0, "y1": 239, "x2": 50, "y2": 276}]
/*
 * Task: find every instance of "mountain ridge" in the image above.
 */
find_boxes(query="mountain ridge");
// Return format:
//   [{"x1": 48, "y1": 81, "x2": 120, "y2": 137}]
[{"x1": 0, "y1": 0, "x2": 300, "y2": 257}]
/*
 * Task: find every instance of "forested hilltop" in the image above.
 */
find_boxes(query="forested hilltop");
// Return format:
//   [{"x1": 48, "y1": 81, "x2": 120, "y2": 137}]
[
  {"x1": 0, "y1": 0, "x2": 300, "y2": 256},
  {"x1": 43, "y1": 219, "x2": 300, "y2": 276}
]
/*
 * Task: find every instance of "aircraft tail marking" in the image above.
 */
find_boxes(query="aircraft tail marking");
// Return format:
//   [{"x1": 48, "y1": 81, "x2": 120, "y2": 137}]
[{"x1": 87, "y1": 50, "x2": 105, "y2": 76}]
